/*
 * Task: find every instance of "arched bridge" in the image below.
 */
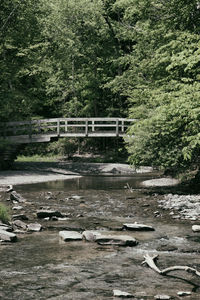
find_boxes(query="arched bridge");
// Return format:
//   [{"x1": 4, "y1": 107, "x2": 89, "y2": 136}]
[{"x1": 0, "y1": 118, "x2": 135, "y2": 144}]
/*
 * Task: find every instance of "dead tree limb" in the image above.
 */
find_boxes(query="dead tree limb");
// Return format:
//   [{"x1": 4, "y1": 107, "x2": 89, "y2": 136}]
[{"x1": 142, "y1": 254, "x2": 200, "y2": 277}]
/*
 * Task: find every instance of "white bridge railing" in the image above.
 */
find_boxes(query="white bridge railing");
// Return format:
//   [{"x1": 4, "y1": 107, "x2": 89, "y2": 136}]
[{"x1": 0, "y1": 118, "x2": 135, "y2": 143}]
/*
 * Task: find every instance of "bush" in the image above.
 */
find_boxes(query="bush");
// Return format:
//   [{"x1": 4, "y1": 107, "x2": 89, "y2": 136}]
[{"x1": 0, "y1": 203, "x2": 10, "y2": 224}]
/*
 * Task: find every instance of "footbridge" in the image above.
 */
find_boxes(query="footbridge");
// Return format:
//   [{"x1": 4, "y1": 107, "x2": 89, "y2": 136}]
[{"x1": 0, "y1": 118, "x2": 135, "y2": 144}]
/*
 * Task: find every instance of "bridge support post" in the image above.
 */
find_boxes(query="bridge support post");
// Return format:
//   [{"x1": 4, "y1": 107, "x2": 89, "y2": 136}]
[
  {"x1": 57, "y1": 119, "x2": 60, "y2": 136},
  {"x1": 85, "y1": 119, "x2": 88, "y2": 136},
  {"x1": 116, "y1": 119, "x2": 119, "y2": 136}
]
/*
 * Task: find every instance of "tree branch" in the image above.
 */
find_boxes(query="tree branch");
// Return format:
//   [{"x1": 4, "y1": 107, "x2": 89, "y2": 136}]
[{"x1": 142, "y1": 254, "x2": 200, "y2": 278}]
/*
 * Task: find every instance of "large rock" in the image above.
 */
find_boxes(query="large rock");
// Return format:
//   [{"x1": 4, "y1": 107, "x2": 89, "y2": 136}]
[
  {"x1": 95, "y1": 234, "x2": 138, "y2": 247},
  {"x1": 13, "y1": 220, "x2": 27, "y2": 230},
  {"x1": 10, "y1": 191, "x2": 26, "y2": 203},
  {"x1": 123, "y1": 223, "x2": 155, "y2": 231},
  {"x1": 0, "y1": 229, "x2": 17, "y2": 242},
  {"x1": 192, "y1": 225, "x2": 200, "y2": 232},
  {"x1": 37, "y1": 209, "x2": 64, "y2": 219},
  {"x1": 27, "y1": 223, "x2": 42, "y2": 232},
  {"x1": 59, "y1": 231, "x2": 83, "y2": 242}
]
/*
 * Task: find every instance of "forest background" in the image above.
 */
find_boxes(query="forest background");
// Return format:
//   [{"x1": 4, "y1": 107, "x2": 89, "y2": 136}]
[{"x1": 0, "y1": 0, "x2": 200, "y2": 181}]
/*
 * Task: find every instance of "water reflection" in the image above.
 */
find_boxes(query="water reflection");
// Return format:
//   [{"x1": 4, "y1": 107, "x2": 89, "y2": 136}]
[{"x1": 18, "y1": 173, "x2": 156, "y2": 192}]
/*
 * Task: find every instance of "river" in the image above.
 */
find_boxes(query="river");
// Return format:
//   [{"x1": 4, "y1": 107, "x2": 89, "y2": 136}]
[{"x1": 0, "y1": 174, "x2": 200, "y2": 299}]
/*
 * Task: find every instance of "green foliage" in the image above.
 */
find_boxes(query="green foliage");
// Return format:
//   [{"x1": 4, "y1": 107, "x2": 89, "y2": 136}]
[
  {"x1": 47, "y1": 138, "x2": 78, "y2": 158},
  {"x1": 0, "y1": 203, "x2": 10, "y2": 224}
]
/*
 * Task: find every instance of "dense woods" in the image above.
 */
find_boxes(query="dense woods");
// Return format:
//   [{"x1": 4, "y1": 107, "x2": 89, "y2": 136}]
[{"x1": 0, "y1": 0, "x2": 200, "y2": 179}]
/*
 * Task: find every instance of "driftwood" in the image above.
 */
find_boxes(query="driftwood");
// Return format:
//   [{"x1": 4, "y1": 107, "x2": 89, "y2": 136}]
[{"x1": 142, "y1": 254, "x2": 200, "y2": 277}]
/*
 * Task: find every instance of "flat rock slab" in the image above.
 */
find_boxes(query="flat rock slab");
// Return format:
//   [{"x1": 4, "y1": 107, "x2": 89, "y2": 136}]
[
  {"x1": 96, "y1": 234, "x2": 138, "y2": 247},
  {"x1": 0, "y1": 229, "x2": 17, "y2": 242},
  {"x1": 27, "y1": 223, "x2": 42, "y2": 232},
  {"x1": 192, "y1": 225, "x2": 200, "y2": 232},
  {"x1": 37, "y1": 210, "x2": 63, "y2": 219},
  {"x1": 10, "y1": 191, "x2": 26, "y2": 203},
  {"x1": 113, "y1": 289, "x2": 133, "y2": 298},
  {"x1": 59, "y1": 231, "x2": 83, "y2": 242},
  {"x1": 123, "y1": 223, "x2": 155, "y2": 231}
]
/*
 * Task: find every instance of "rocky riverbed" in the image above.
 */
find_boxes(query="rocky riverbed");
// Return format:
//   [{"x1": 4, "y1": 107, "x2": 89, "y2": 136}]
[{"x1": 0, "y1": 162, "x2": 200, "y2": 299}]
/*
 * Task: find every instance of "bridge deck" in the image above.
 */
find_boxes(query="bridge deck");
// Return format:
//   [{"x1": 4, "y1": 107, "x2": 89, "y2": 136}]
[{"x1": 0, "y1": 118, "x2": 135, "y2": 144}]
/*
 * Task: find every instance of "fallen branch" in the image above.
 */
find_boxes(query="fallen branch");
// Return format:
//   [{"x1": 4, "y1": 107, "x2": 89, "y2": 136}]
[{"x1": 142, "y1": 254, "x2": 200, "y2": 277}]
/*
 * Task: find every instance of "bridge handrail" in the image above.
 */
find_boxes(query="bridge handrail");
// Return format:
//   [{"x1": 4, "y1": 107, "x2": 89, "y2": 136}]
[{"x1": 0, "y1": 117, "x2": 136, "y2": 142}]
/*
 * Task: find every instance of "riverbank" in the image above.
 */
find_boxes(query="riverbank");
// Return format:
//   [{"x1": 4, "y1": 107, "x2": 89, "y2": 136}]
[{"x1": 0, "y1": 161, "x2": 154, "y2": 186}]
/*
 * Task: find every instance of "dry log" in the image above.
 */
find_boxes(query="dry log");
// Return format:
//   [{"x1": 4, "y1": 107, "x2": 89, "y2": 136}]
[{"x1": 142, "y1": 254, "x2": 200, "y2": 277}]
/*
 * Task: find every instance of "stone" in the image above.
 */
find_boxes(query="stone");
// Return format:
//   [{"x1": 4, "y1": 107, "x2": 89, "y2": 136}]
[
  {"x1": 37, "y1": 209, "x2": 64, "y2": 219},
  {"x1": 0, "y1": 229, "x2": 17, "y2": 242},
  {"x1": 154, "y1": 295, "x2": 171, "y2": 300},
  {"x1": 95, "y1": 234, "x2": 138, "y2": 247},
  {"x1": 156, "y1": 244, "x2": 178, "y2": 252},
  {"x1": 177, "y1": 291, "x2": 191, "y2": 297},
  {"x1": 192, "y1": 225, "x2": 200, "y2": 232},
  {"x1": 10, "y1": 191, "x2": 26, "y2": 203},
  {"x1": 0, "y1": 224, "x2": 12, "y2": 232},
  {"x1": 82, "y1": 230, "x2": 102, "y2": 242},
  {"x1": 13, "y1": 220, "x2": 27, "y2": 230},
  {"x1": 12, "y1": 214, "x2": 29, "y2": 221},
  {"x1": 59, "y1": 231, "x2": 83, "y2": 242},
  {"x1": 12, "y1": 205, "x2": 23, "y2": 210},
  {"x1": 27, "y1": 223, "x2": 42, "y2": 232},
  {"x1": 113, "y1": 289, "x2": 133, "y2": 298},
  {"x1": 6, "y1": 185, "x2": 13, "y2": 193},
  {"x1": 123, "y1": 223, "x2": 155, "y2": 231}
]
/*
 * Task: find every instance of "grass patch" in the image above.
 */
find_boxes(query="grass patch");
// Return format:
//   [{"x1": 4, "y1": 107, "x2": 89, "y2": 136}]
[
  {"x1": 0, "y1": 203, "x2": 10, "y2": 224},
  {"x1": 16, "y1": 155, "x2": 60, "y2": 162}
]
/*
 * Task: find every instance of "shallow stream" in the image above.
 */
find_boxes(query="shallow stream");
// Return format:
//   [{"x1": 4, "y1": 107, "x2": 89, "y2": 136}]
[{"x1": 0, "y1": 174, "x2": 200, "y2": 299}]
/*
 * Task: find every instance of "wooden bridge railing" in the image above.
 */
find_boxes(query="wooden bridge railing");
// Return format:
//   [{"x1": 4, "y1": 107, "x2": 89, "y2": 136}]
[{"x1": 0, "y1": 118, "x2": 136, "y2": 143}]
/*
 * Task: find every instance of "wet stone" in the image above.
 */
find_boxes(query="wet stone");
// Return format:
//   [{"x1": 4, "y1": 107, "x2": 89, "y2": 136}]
[
  {"x1": 113, "y1": 289, "x2": 133, "y2": 298},
  {"x1": 59, "y1": 231, "x2": 83, "y2": 241},
  {"x1": 0, "y1": 229, "x2": 17, "y2": 242}
]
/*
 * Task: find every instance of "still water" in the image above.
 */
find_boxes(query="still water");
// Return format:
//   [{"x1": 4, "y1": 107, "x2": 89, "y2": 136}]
[{"x1": 0, "y1": 174, "x2": 200, "y2": 299}]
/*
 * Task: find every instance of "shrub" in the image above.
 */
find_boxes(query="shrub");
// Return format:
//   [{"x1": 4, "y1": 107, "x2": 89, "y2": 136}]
[{"x1": 0, "y1": 203, "x2": 10, "y2": 224}]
